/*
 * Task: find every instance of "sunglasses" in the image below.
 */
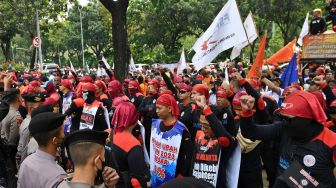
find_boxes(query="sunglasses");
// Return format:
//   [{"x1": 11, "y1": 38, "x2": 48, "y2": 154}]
[{"x1": 179, "y1": 90, "x2": 187, "y2": 94}]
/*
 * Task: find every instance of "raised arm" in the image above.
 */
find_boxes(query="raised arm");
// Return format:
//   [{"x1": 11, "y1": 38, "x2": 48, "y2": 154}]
[{"x1": 239, "y1": 95, "x2": 282, "y2": 141}]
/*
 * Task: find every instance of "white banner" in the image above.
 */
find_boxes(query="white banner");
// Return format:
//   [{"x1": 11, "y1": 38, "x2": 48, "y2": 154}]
[
  {"x1": 192, "y1": 0, "x2": 247, "y2": 71},
  {"x1": 129, "y1": 55, "x2": 137, "y2": 72},
  {"x1": 230, "y1": 11, "x2": 258, "y2": 60},
  {"x1": 298, "y1": 13, "x2": 309, "y2": 46},
  {"x1": 177, "y1": 48, "x2": 187, "y2": 75},
  {"x1": 161, "y1": 64, "x2": 177, "y2": 73}
]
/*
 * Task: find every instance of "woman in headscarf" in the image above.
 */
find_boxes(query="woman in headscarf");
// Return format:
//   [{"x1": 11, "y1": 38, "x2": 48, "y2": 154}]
[
  {"x1": 95, "y1": 80, "x2": 112, "y2": 111},
  {"x1": 109, "y1": 102, "x2": 150, "y2": 188},
  {"x1": 240, "y1": 91, "x2": 336, "y2": 187},
  {"x1": 128, "y1": 80, "x2": 144, "y2": 108},
  {"x1": 149, "y1": 94, "x2": 192, "y2": 187},
  {"x1": 108, "y1": 80, "x2": 125, "y2": 101}
]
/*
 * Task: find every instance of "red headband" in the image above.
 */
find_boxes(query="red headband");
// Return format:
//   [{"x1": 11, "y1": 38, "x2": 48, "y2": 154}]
[
  {"x1": 81, "y1": 83, "x2": 96, "y2": 92},
  {"x1": 192, "y1": 84, "x2": 209, "y2": 100},
  {"x1": 61, "y1": 79, "x2": 74, "y2": 91},
  {"x1": 156, "y1": 94, "x2": 180, "y2": 118},
  {"x1": 178, "y1": 83, "x2": 192, "y2": 92},
  {"x1": 281, "y1": 91, "x2": 327, "y2": 125},
  {"x1": 95, "y1": 80, "x2": 107, "y2": 93},
  {"x1": 111, "y1": 102, "x2": 139, "y2": 132},
  {"x1": 232, "y1": 91, "x2": 247, "y2": 107}
]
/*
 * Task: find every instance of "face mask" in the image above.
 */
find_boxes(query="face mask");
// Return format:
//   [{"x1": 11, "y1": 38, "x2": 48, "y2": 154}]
[
  {"x1": 82, "y1": 91, "x2": 89, "y2": 101},
  {"x1": 282, "y1": 117, "x2": 318, "y2": 141}
]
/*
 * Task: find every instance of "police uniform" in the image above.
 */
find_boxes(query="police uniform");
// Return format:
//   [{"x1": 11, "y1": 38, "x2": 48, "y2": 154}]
[
  {"x1": 17, "y1": 112, "x2": 67, "y2": 188},
  {"x1": 57, "y1": 129, "x2": 109, "y2": 188},
  {"x1": 17, "y1": 93, "x2": 44, "y2": 163},
  {"x1": 0, "y1": 90, "x2": 21, "y2": 144}
]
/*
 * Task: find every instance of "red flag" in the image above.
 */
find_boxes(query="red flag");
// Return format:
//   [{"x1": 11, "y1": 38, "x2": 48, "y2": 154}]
[
  {"x1": 264, "y1": 39, "x2": 296, "y2": 66},
  {"x1": 248, "y1": 33, "x2": 267, "y2": 79}
]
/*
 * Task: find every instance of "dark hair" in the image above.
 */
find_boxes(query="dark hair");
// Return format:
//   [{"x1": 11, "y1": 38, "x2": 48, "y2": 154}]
[
  {"x1": 69, "y1": 142, "x2": 102, "y2": 166},
  {"x1": 33, "y1": 126, "x2": 62, "y2": 147},
  {"x1": 138, "y1": 76, "x2": 144, "y2": 84}
]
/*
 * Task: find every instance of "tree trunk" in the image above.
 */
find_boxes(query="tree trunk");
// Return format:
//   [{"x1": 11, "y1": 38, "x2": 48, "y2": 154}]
[
  {"x1": 0, "y1": 38, "x2": 12, "y2": 61},
  {"x1": 99, "y1": 0, "x2": 130, "y2": 81}
]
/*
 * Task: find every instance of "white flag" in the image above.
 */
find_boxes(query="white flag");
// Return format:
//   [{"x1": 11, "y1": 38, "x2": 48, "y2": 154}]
[
  {"x1": 102, "y1": 56, "x2": 111, "y2": 69},
  {"x1": 129, "y1": 55, "x2": 137, "y2": 72},
  {"x1": 177, "y1": 49, "x2": 187, "y2": 74},
  {"x1": 191, "y1": 0, "x2": 247, "y2": 71},
  {"x1": 298, "y1": 13, "x2": 309, "y2": 46},
  {"x1": 69, "y1": 60, "x2": 75, "y2": 75},
  {"x1": 230, "y1": 11, "x2": 258, "y2": 60}
]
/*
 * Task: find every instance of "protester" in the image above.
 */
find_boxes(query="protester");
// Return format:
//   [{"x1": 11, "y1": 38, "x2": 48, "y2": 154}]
[
  {"x1": 239, "y1": 91, "x2": 336, "y2": 187},
  {"x1": 150, "y1": 94, "x2": 192, "y2": 187},
  {"x1": 139, "y1": 79, "x2": 160, "y2": 152},
  {"x1": 190, "y1": 95, "x2": 235, "y2": 187},
  {"x1": 109, "y1": 102, "x2": 150, "y2": 188}
]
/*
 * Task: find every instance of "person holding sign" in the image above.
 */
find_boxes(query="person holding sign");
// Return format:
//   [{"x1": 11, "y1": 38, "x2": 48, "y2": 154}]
[
  {"x1": 191, "y1": 95, "x2": 235, "y2": 187},
  {"x1": 239, "y1": 91, "x2": 336, "y2": 187},
  {"x1": 150, "y1": 94, "x2": 192, "y2": 187}
]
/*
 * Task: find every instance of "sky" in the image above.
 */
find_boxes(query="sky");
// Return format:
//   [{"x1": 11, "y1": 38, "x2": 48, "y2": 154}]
[{"x1": 78, "y1": 0, "x2": 90, "y2": 6}]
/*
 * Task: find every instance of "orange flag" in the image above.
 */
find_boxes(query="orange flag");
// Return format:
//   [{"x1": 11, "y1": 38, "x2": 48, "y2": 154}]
[
  {"x1": 264, "y1": 39, "x2": 296, "y2": 66},
  {"x1": 248, "y1": 33, "x2": 267, "y2": 79}
]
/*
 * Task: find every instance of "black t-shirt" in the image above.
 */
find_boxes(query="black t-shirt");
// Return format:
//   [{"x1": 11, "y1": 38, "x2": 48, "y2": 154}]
[{"x1": 310, "y1": 17, "x2": 326, "y2": 35}]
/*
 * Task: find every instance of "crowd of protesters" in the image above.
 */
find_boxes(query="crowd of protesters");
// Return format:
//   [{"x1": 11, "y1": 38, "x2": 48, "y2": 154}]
[{"x1": 0, "y1": 57, "x2": 335, "y2": 188}]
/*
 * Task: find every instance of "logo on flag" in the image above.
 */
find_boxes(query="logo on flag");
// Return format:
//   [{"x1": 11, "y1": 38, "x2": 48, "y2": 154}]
[{"x1": 192, "y1": 0, "x2": 247, "y2": 71}]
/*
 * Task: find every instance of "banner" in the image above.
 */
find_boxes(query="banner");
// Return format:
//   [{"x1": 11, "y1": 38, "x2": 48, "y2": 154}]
[
  {"x1": 230, "y1": 11, "x2": 258, "y2": 60},
  {"x1": 297, "y1": 13, "x2": 309, "y2": 46},
  {"x1": 192, "y1": 0, "x2": 247, "y2": 71},
  {"x1": 301, "y1": 33, "x2": 336, "y2": 60},
  {"x1": 161, "y1": 64, "x2": 177, "y2": 73},
  {"x1": 177, "y1": 49, "x2": 187, "y2": 75},
  {"x1": 129, "y1": 55, "x2": 137, "y2": 73}
]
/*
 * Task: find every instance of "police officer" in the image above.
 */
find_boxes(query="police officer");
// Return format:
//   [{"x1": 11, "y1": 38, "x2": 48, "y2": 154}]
[
  {"x1": 58, "y1": 129, "x2": 119, "y2": 188},
  {"x1": 16, "y1": 93, "x2": 44, "y2": 166},
  {"x1": 17, "y1": 112, "x2": 67, "y2": 188}
]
